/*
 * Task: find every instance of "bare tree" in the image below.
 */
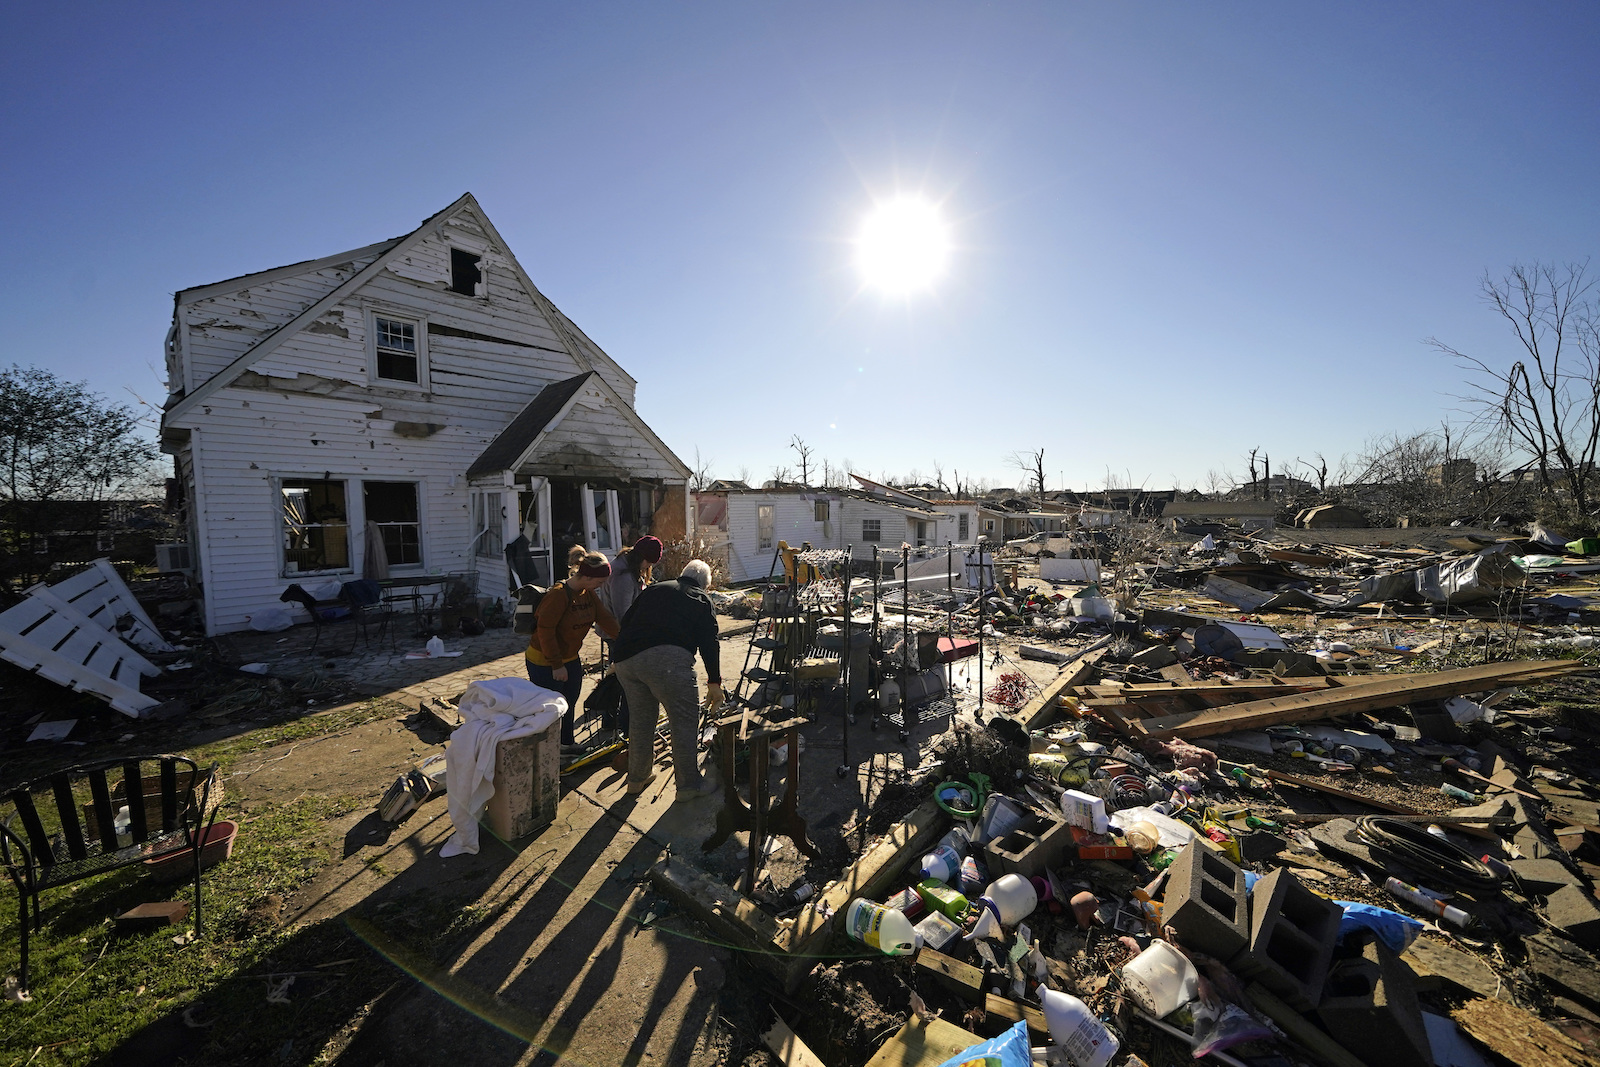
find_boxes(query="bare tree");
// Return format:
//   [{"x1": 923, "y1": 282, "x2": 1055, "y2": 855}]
[
  {"x1": 1008, "y1": 448, "x2": 1046, "y2": 502},
  {"x1": 931, "y1": 460, "x2": 947, "y2": 493},
  {"x1": 1434, "y1": 261, "x2": 1600, "y2": 509},
  {"x1": 1202, "y1": 468, "x2": 1234, "y2": 497},
  {"x1": 1296, "y1": 453, "x2": 1329, "y2": 494},
  {"x1": 689, "y1": 447, "x2": 715, "y2": 492},
  {"x1": 789, "y1": 435, "x2": 815, "y2": 486},
  {"x1": 736, "y1": 465, "x2": 751, "y2": 485},
  {"x1": 768, "y1": 465, "x2": 792, "y2": 487},
  {"x1": 1247, "y1": 448, "x2": 1261, "y2": 499}
]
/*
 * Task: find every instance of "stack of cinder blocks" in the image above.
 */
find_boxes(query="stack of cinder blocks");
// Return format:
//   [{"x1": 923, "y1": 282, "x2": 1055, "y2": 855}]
[{"x1": 1163, "y1": 844, "x2": 1342, "y2": 1012}]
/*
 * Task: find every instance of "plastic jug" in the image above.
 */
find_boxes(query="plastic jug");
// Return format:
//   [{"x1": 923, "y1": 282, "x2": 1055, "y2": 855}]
[
  {"x1": 1039, "y1": 988, "x2": 1120, "y2": 1067},
  {"x1": 967, "y1": 873, "x2": 1038, "y2": 939},
  {"x1": 977, "y1": 794, "x2": 1028, "y2": 845},
  {"x1": 844, "y1": 898, "x2": 921, "y2": 955},
  {"x1": 1120, "y1": 940, "x2": 1200, "y2": 1017},
  {"x1": 919, "y1": 844, "x2": 961, "y2": 883}
]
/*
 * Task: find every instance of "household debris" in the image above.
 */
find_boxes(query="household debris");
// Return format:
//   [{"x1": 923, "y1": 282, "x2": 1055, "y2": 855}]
[{"x1": 654, "y1": 519, "x2": 1600, "y2": 1067}]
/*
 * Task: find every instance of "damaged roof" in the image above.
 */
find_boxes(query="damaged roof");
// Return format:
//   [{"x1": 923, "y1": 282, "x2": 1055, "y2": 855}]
[{"x1": 465, "y1": 372, "x2": 593, "y2": 480}]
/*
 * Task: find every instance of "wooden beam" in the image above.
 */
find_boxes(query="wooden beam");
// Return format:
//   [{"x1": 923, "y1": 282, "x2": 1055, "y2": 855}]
[
  {"x1": 915, "y1": 948, "x2": 984, "y2": 1003},
  {"x1": 1265, "y1": 769, "x2": 1498, "y2": 839},
  {"x1": 778, "y1": 800, "x2": 947, "y2": 990},
  {"x1": 864, "y1": 1018, "x2": 986, "y2": 1067},
  {"x1": 1139, "y1": 660, "x2": 1588, "y2": 739},
  {"x1": 648, "y1": 855, "x2": 785, "y2": 953},
  {"x1": 984, "y1": 993, "x2": 1048, "y2": 1035},
  {"x1": 1017, "y1": 648, "x2": 1106, "y2": 732},
  {"x1": 763, "y1": 1013, "x2": 831, "y2": 1067}
]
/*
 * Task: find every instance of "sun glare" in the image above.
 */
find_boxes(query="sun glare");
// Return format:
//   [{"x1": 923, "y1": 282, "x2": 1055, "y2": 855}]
[{"x1": 856, "y1": 196, "x2": 950, "y2": 295}]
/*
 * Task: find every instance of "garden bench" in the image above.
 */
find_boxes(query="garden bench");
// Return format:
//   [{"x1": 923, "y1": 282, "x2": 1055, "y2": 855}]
[{"x1": 1, "y1": 754, "x2": 218, "y2": 991}]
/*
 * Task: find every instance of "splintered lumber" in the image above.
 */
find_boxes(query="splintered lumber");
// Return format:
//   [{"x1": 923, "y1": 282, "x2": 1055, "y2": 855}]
[
  {"x1": 1137, "y1": 660, "x2": 1588, "y2": 739},
  {"x1": 1451, "y1": 997, "x2": 1600, "y2": 1067},
  {"x1": 1016, "y1": 647, "x2": 1106, "y2": 732},
  {"x1": 649, "y1": 855, "x2": 785, "y2": 953},
  {"x1": 1404, "y1": 938, "x2": 1509, "y2": 1000},
  {"x1": 865, "y1": 1018, "x2": 986, "y2": 1067}
]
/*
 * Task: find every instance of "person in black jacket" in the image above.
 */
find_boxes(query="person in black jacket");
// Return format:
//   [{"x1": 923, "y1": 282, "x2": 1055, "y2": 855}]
[{"x1": 612, "y1": 559, "x2": 723, "y2": 797}]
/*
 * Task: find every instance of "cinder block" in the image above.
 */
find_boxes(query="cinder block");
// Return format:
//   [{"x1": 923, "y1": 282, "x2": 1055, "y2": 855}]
[
  {"x1": 1318, "y1": 936, "x2": 1433, "y2": 1067},
  {"x1": 1161, "y1": 841, "x2": 1249, "y2": 961},
  {"x1": 1544, "y1": 884, "x2": 1600, "y2": 951},
  {"x1": 1232, "y1": 868, "x2": 1341, "y2": 1012},
  {"x1": 985, "y1": 812, "x2": 1072, "y2": 878}
]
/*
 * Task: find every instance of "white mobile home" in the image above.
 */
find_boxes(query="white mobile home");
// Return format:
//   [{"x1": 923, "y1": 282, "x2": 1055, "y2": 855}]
[{"x1": 160, "y1": 194, "x2": 690, "y2": 634}]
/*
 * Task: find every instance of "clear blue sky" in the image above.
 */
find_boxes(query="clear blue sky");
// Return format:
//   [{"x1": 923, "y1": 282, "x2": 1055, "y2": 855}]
[{"x1": 3, "y1": 3, "x2": 1597, "y2": 492}]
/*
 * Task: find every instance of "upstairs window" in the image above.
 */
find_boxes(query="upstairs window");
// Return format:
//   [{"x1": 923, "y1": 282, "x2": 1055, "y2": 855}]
[
  {"x1": 450, "y1": 249, "x2": 483, "y2": 296},
  {"x1": 374, "y1": 317, "x2": 419, "y2": 383},
  {"x1": 862, "y1": 518, "x2": 881, "y2": 542}
]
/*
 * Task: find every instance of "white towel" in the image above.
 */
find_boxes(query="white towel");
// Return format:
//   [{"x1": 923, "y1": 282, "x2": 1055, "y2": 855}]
[{"x1": 439, "y1": 678, "x2": 564, "y2": 857}]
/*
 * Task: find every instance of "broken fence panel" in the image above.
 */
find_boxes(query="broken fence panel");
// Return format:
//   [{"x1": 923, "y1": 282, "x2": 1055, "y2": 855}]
[
  {"x1": 24, "y1": 558, "x2": 175, "y2": 653},
  {"x1": 0, "y1": 595, "x2": 159, "y2": 717}
]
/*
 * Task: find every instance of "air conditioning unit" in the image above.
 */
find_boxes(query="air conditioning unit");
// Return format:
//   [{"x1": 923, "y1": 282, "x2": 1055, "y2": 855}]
[{"x1": 155, "y1": 543, "x2": 195, "y2": 574}]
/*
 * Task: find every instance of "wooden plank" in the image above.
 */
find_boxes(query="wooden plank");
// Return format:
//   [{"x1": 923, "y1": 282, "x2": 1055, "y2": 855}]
[
  {"x1": 984, "y1": 993, "x2": 1048, "y2": 1035},
  {"x1": 865, "y1": 1018, "x2": 984, "y2": 1067},
  {"x1": 648, "y1": 856, "x2": 784, "y2": 951},
  {"x1": 763, "y1": 1014, "x2": 831, "y2": 1067},
  {"x1": 915, "y1": 948, "x2": 984, "y2": 1002},
  {"x1": 1141, "y1": 660, "x2": 1588, "y2": 739},
  {"x1": 1017, "y1": 648, "x2": 1105, "y2": 732},
  {"x1": 1451, "y1": 997, "x2": 1598, "y2": 1067},
  {"x1": 1244, "y1": 982, "x2": 1368, "y2": 1067},
  {"x1": 1265, "y1": 769, "x2": 1497, "y2": 840}
]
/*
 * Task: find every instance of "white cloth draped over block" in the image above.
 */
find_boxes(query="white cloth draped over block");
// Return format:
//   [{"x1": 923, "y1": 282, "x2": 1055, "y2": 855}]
[{"x1": 439, "y1": 678, "x2": 565, "y2": 857}]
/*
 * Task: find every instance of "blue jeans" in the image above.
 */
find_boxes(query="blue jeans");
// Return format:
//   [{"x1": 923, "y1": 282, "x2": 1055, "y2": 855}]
[{"x1": 527, "y1": 659, "x2": 583, "y2": 744}]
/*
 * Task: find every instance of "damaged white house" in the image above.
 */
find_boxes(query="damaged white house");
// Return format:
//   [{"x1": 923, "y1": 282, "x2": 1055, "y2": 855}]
[{"x1": 160, "y1": 194, "x2": 690, "y2": 635}]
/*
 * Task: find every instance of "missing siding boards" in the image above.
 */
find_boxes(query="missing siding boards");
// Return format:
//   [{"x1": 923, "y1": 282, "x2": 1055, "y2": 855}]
[
  {"x1": 427, "y1": 322, "x2": 534, "y2": 348},
  {"x1": 450, "y1": 248, "x2": 482, "y2": 296}
]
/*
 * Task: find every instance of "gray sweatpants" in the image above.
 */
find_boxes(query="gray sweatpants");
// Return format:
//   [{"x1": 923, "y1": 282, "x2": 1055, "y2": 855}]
[{"x1": 614, "y1": 644, "x2": 704, "y2": 788}]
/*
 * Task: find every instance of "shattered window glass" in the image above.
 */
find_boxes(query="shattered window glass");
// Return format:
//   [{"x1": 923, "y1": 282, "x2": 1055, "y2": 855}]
[{"x1": 282, "y1": 479, "x2": 350, "y2": 574}]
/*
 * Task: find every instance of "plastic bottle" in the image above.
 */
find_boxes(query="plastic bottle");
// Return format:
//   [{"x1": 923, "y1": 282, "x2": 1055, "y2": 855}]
[
  {"x1": 914, "y1": 879, "x2": 970, "y2": 920},
  {"x1": 1384, "y1": 877, "x2": 1471, "y2": 928},
  {"x1": 878, "y1": 679, "x2": 900, "y2": 715},
  {"x1": 1039, "y1": 988, "x2": 1120, "y2": 1067},
  {"x1": 919, "y1": 844, "x2": 961, "y2": 883},
  {"x1": 1060, "y1": 789, "x2": 1110, "y2": 834},
  {"x1": 958, "y1": 855, "x2": 986, "y2": 897},
  {"x1": 1125, "y1": 820, "x2": 1160, "y2": 855},
  {"x1": 844, "y1": 898, "x2": 921, "y2": 955},
  {"x1": 967, "y1": 873, "x2": 1039, "y2": 939},
  {"x1": 112, "y1": 805, "x2": 130, "y2": 837},
  {"x1": 1440, "y1": 783, "x2": 1479, "y2": 803},
  {"x1": 1029, "y1": 754, "x2": 1088, "y2": 788},
  {"x1": 938, "y1": 825, "x2": 971, "y2": 855}
]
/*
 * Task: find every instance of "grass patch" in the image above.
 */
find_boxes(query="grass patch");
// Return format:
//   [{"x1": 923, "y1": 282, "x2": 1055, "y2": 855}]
[
  {"x1": 190, "y1": 696, "x2": 412, "y2": 777},
  {"x1": 0, "y1": 794, "x2": 364, "y2": 1065}
]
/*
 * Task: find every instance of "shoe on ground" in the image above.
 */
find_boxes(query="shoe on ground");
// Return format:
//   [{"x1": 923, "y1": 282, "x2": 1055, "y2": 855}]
[{"x1": 626, "y1": 772, "x2": 657, "y2": 795}]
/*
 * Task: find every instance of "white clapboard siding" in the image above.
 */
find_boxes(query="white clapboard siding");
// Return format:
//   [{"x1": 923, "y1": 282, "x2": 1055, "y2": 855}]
[
  {"x1": 0, "y1": 596, "x2": 159, "y2": 717},
  {"x1": 182, "y1": 258, "x2": 381, "y2": 390},
  {"x1": 25, "y1": 559, "x2": 175, "y2": 653}
]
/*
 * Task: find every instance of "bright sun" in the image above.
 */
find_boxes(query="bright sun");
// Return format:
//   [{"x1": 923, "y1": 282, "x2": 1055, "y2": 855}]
[{"x1": 856, "y1": 196, "x2": 950, "y2": 295}]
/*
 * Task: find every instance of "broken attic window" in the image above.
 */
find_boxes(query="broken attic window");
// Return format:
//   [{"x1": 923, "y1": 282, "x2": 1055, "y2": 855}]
[
  {"x1": 450, "y1": 248, "x2": 482, "y2": 296},
  {"x1": 862, "y1": 518, "x2": 881, "y2": 542},
  {"x1": 375, "y1": 317, "x2": 419, "y2": 382},
  {"x1": 364, "y1": 481, "x2": 421, "y2": 566},
  {"x1": 282, "y1": 479, "x2": 350, "y2": 574}
]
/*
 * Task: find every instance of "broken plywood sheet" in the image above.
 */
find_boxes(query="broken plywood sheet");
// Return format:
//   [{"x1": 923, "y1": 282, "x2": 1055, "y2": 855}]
[
  {"x1": 26, "y1": 558, "x2": 174, "y2": 653},
  {"x1": 1450, "y1": 997, "x2": 1600, "y2": 1067},
  {"x1": 0, "y1": 594, "x2": 159, "y2": 717},
  {"x1": 865, "y1": 1017, "x2": 986, "y2": 1067}
]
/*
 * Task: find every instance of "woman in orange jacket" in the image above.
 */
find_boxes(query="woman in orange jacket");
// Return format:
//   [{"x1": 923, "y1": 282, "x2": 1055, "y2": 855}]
[{"x1": 527, "y1": 550, "x2": 620, "y2": 747}]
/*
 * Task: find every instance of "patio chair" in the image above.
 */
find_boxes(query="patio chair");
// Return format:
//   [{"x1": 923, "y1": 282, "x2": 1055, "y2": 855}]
[
  {"x1": 339, "y1": 579, "x2": 394, "y2": 650},
  {"x1": 1, "y1": 755, "x2": 219, "y2": 992}
]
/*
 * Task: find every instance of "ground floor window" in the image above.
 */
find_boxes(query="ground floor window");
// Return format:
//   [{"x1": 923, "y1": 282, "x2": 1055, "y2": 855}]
[
  {"x1": 862, "y1": 518, "x2": 881, "y2": 542},
  {"x1": 758, "y1": 505, "x2": 774, "y2": 551},
  {"x1": 282, "y1": 478, "x2": 350, "y2": 574},
  {"x1": 958, "y1": 512, "x2": 969, "y2": 540},
  {"x1": 364, "y1": 481, "x2": 421, "y2": 566}
]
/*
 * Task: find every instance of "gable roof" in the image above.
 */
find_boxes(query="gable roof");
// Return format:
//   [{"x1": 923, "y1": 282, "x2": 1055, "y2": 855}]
[
  {"x1": 466, "y1": 372, "x2": 594, "y2": 479},
  {"x1": 465, "y1": 371, "x2": 690, "y2": 482},
  {"x1": 163, "y1": 193, "x2": 632, "y2": 426}
]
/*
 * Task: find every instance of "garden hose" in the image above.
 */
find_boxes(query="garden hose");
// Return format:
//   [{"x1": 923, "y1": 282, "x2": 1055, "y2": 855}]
[
  {"x1": 1353, "y1": 816, "x2": 1502, "y2": 893},
  {"x1": 935, "y1": 773, "x2": 989, "y2": 819}
]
